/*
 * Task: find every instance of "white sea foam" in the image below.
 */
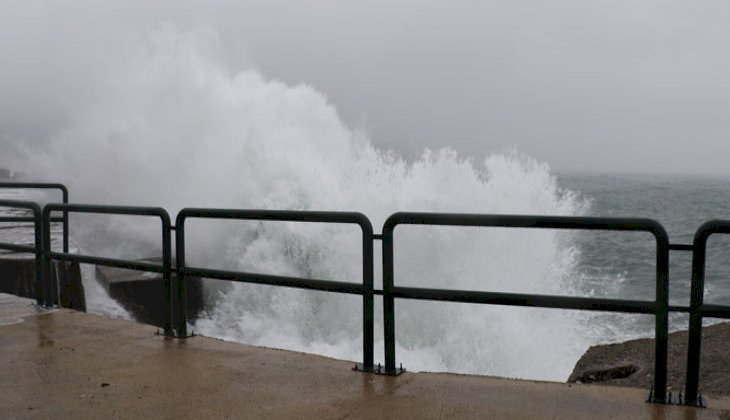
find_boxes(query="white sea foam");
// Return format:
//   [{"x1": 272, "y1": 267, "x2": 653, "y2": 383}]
[
  {"x1": 11, "y1": 26, "x2": 593, "y2": 381},
  {"x1": 78, "y1": 263, "x2": 132, "y2": 320}
]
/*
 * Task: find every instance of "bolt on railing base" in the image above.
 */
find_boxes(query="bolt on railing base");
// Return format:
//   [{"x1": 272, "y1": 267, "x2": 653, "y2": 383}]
[
  {"x1": 172, "y1": 328, "x2": 196, "y2": 339},
  {"x1": 363, "y1": 363, "x2": 406, "y2": 376},
  {"x1": 646, "y1": 387, "x2": 708, "y2": 407},
  {"x1": 352, "y1": 363, "x2": 406, "y2": 375},
  {"x1": 681, "y1": 395, "x2": 705, "y2": 408},
  {"x1": 353, "y1": 363, "x2": 375, "y2": 373},
  {"x1": 646, "y1": 387, "x2": 671, "y2": 405},
  {"x1": 156, "y1": 328, "x2": 196, "y2": 339}
]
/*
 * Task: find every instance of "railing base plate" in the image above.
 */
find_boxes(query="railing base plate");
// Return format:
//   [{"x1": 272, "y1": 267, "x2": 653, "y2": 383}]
[
  {"x1": 377, "y1": 365, "x2": 405, "y2": 376},
  {"x1": 352, "y1": 363, "x2": 405, "y2": 376},
  {"x1": 646, "y1": 389, "x2": 706, "y2": 407},
  {"x1": 157, "y1": 328, "x2": 195, "y2": 339}
]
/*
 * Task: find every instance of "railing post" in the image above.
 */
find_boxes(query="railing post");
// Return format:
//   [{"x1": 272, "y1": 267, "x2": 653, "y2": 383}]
[
  {"x1": 60, "y1": 185, "x2": 69, "y2": 254},
  {"x1": 361, "y1": 222, "x2": 374, "y2": 371},
  {"x1": 684, "y1": 223, "x2": 713, "y2": 406},
  {"x1": 162, "y1": 219, "x2": 173, "y2": 337},
  {"x1": 174, "y1": 214, "x2": 189, "y2": 338},
  {"x1": 41, "y1": 206, "x2": 54, "y2": 307},
  {"x1": 651, "y1": 229, "x2": 669, "y2": 403},
  {"x1": 382, "y1": 220, "x2": 397, "y2": 374},
  {"x1": 33, "y1": 205, "x2": 43, "y2": 306}
]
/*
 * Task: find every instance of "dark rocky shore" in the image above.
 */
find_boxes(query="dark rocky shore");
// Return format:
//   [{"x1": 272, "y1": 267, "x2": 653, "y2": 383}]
[{"x1": 569, "y1": 322, "x2": 730, "y2": 396}]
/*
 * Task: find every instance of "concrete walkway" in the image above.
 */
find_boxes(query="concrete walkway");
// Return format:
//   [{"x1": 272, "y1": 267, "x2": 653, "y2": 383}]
[{"x1": 2, "y1": 294, "x2": 729, "y2": 419}]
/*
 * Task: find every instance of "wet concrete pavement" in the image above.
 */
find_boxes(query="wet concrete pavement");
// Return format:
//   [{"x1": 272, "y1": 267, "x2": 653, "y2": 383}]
[{"x1": 2, "y1": 293, "x2": 729, "y2": 419}]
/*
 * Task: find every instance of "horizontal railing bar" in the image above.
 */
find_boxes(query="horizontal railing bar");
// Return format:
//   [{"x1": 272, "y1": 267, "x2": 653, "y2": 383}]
[
  {"x1": 701, "y1": 304, "x2": 730, "y2": 319},
  {"x1": 0, "y1": 182, "x2": 68, "y2": 191},
  {"x1": 389, "y1": 286, "x2": 658, "y2": 314},
  {"x1": 182, "y1": 266, "x2": 364, "y2": 294},
  {"x1": 0, "y1": 242, "x2": 36, "y2": 253},
  {"x1": 48, "y1": 252, "x2": 164, "y2": 273},
  {"x1": 0, "y1": 199, "x2": 43, "y2": 212},
  {"x1": 0, "y1": 217, "x2": 64, "y2": 223},
  {"x1": 668, "y1": 305, "x2": 691, "y2": 313},
  {"x1": 385, "y1": 212, "x2": 667, "y2": 234},
  {"x1": 669, "y1": 244, "x2": 694, "y2": 251},
  {"x1": 0, "y1": 217, "x2": 32, "y2": 223},
  {"x1": 178, "y1": 208, "x2": 372, "y2": 226},
  {"x1": 45, "y1": 203, "x2": 167, "y2": 217}
]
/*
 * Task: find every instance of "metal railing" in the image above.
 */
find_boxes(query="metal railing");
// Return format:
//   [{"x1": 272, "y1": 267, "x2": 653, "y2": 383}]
[
  {"x1": 684, "y1": 220, "x2": 730, "y2": 406},
  {"x1": 0, "y1": 182, "x2": 69, "y2": 253},
  {"x1": 175, "y1": 208, "x2": 375, "y2": 371},
  {"x1": 4, "y1": 182, "x2": 730, "y2": 406},
  {"x1": 0, "y1": 199, "x2": 43, "y2": 305},
  {"x1": 381, "y1": 212, "x2": 670, "y2": 403},
  {"x1": 41, "y1": 204, "x2": 173, "y2": 333}
]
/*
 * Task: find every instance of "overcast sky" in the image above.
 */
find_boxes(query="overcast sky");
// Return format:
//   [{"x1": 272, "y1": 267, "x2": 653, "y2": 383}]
[{"x1": 2, "y1": 0, "x2": 730, "y2": 175}]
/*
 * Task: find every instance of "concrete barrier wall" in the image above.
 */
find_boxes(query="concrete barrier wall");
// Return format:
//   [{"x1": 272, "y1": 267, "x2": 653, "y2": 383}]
[{"x1": 0, "y1": 257, "x2": 85, "y2": 311}]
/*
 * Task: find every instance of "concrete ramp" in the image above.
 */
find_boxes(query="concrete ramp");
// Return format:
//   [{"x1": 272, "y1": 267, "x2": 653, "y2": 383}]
[{"x1": 1, "y1": 294, "x2": 729, "y2": 419}]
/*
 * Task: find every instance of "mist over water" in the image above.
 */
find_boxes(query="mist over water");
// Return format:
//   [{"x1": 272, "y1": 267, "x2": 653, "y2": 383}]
[{"x1": 10, "y1": 27, "x2": 596, "y2": 381}]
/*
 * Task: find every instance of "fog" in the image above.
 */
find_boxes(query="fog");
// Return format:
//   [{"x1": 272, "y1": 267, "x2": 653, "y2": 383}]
[{"x1": 2, "y1": 0, "x2": 730, "y2": 175}]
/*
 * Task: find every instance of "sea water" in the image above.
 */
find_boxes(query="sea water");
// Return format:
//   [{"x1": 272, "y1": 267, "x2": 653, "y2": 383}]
[{"x1": 559, "y1": 173, "x2": 730, "y2": 343}]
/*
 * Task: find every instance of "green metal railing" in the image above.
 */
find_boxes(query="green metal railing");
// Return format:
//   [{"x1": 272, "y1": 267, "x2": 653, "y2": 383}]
[
  {"x1": 684, "y1": 221, "x2": 730, "y2": 407},
  {"x1": 381, "y1": 212, "x2": 670, "y2": 402},
  {"x1": 174, "y1": 208, "x2": 375, "y2": 371},
  {"x1": 0, "y1": 182, "x2": 68, "y2": 252},
  {"x1": 0, "y1": 199, "x2": 43, "y2": 305},
  {"x1": 3, "y1": 182, "x2": 730, "y2": 407},
  {"x1": 41, "y1": 203, "x2": 173, "y2": 334}
]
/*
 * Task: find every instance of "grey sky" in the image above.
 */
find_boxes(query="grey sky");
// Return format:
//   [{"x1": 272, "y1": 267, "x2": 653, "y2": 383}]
[{"x1": 2, "y1": 0, "x2": 730, "y2": 175}]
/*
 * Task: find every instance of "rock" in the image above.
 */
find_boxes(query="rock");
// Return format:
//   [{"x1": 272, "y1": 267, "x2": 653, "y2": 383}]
[
  {"x1": 571, "y1": 364, "x2": 639, "y2": 384},
  {"x1": 568, "y1": 322, "x2": 730, "y2": 396}
]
